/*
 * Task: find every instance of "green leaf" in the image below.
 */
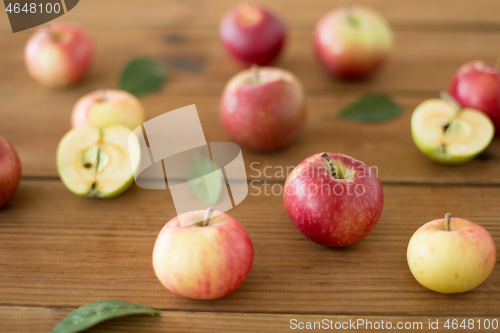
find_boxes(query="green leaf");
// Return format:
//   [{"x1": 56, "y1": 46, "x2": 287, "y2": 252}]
[
  {"x1": 119, "y1": 57, "x2": 168, "y2": 96},
  {"x1": 187, "y1": 155, "x2": 222, "y2": 206},
  {"x1": 51, "y1": 300, "x2": 160, "y2": 333},
  {"x1": 337, "y1": 94, "x2": 403, "y2": 122}
]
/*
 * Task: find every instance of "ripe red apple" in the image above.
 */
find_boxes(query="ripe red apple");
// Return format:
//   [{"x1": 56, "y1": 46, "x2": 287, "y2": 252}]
[
  {"x1": 283, "y1": 152, "x2": 383, "y2": 247},
  {"x1": 448, "y1": 60, "x2": 500, "y2": 134},
  {"x1": 0, "y1": 135, "x2": 22, "y2": 208},
  {"x1": 219, "y1": 3, "x2": 286, "y2": 65},
  {"x1": 313, "y1": 5, "x2": 393, "y2": 80},
  {"x1": 152, "y1": 210, "x2": 254, "y2": 300},
  {"x1": 71, "y1": 89, "x2": 145, "y2": 130},
  {"x1": 24, "y1": 21, "x2": 94, "y2": 88},
  {"x1": 220, "y1": 66, "x2": 305, "y2": 152}
]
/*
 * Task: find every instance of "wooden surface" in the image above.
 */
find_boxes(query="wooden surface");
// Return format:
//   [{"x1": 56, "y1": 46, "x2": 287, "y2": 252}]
[{"x1": 1, "y1": 1, "x2": 499, "y2": 332}]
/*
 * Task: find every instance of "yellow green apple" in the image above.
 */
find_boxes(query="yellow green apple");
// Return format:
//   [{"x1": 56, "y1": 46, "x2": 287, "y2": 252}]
[
  {"x1": 56, "y1": 125, "x2": 140, "y2": 197},
  {"x1": 71, "y1": 89, "x2": 145, "y2": 130},
  {"x1": 411, "y1": 97, "x2": 494, "y2": 164},
  {"x1": 407, "y1": 213, "x2": 496, "y2": 294}
]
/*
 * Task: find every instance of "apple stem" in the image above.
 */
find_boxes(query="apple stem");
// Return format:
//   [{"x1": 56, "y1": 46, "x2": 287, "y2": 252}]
[
  {"x1": 445, "y1": 213, "x2": 451, "y2": 231},
  {"x1": 320, "y1": 153, "x2": 338, "y2": 179},
  {"x1": 439, "y1": 91, "x2": 461, "y2": 110},
  {"x1": 99, "y1": 87, "x2": 107, "y2": 102},
  {"x1": 203, "y1": 207, "x2": 214, "y2": 226},
  {"x1": 341, "y1": 2, "x2": 356, "y2": 26},
  {"x1": 251, "y1": 64, "x2": 260, "y2": 84}
]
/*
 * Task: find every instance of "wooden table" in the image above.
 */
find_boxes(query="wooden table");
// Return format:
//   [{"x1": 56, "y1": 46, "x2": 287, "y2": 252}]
[{"x1": 1, "y1": 1, "x2": 500, "y2": 332}]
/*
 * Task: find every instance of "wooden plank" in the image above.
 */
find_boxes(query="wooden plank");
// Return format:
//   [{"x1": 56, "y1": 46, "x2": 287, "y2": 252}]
[
  {"x1": 0, "y1": 306, "x2": 498, "y2": 333},
  {"x1": 0, "y1": 30, "x2": 498, "y2": 96},
  {"x1": 1, "y1": 180, "x2": 499, "y2": 315},
  {"x1": 1, "y1": 94, "x2": 499, "y2": 184},
  {"x1": 2, "y1": 0, "x2": 500, "y2": 32}
]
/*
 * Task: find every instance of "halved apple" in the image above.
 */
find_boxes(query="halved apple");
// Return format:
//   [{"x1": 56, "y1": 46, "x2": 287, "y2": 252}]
[
  {"x1": 57, "y1": 125, "x2": 141, "y2": 197},
  {"x1": 411, "y1": 98, "x2": 494, "y2": 164}
]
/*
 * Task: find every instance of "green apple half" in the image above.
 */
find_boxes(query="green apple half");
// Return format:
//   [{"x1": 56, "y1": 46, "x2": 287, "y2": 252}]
[
  {"x1": 57, "y1": 125, "x2": 140, "y2": 197},
  {"x1": 411, "y1": 98, "x2": 494, "y2": 164}
]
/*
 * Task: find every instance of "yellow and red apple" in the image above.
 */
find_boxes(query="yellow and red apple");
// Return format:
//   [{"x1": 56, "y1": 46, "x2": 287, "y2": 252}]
[
  {"x1": 24, "y1": 21, "x2": 94, "y2": 88},
  {"x1": 71, "y1": 89, "x2": 145, "y2": 130},
  {"x1": 152, "y1": 210, "x2": 254, "y2": 300},
  {"x1": 314, "y1": 5, "x2": 393, "y2": 80},
  {"x1": 407, "y1": 214, "x2": 496, "y2": 294}
]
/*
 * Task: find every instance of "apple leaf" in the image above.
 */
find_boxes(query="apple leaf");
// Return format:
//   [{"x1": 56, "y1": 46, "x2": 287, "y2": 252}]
[
  {"x1": 51, "y1": 300, "x2": 160, "y2": 333},
  {"x1": 119, "y1": 57, "x2": 168, "y2": 96},
  {"x1": 337, "y1": 94, "x2": 403, "y2": 122},
  {"x1": 187, "y1": 155, "x2": 223, "y2": 206}
]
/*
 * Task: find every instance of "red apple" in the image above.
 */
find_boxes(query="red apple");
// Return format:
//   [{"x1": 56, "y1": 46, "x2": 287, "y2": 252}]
[
  {"x1": 0, "y1": 135, "x2": 22, "y2": 208},
  {"x1": 448, "y1": 60, "x2": 500, "y2": 133},
  {"x1": 313, "y1": 5, "x2": 393, "y2": 80},
  {"x1": 220, "y1": 66, "x2": 305, "y2": 152},
  {"x1": 283, "y1": 152, "x2": 383, "y2": 247},
  {"x1": 24, "y1": 21, "x2": 94, "y2": 88},
  {"x1": 220, "y1": 3, "x2": 286, "y2": 65},
  {"x1": 152, "y1": 210, "x2": 254, "y2": 300},
  {"x1": 71, "y1": 89, "x2": 145, "y2": 130}
]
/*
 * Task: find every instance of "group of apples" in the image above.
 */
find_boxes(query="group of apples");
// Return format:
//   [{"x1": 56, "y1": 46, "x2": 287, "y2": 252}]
[
  {"x1": 412, "y1": 61, "x2": 500, "y2": 164},
  {"x1": 1, "y1": 4, "x2": 497, "y2": 301}
]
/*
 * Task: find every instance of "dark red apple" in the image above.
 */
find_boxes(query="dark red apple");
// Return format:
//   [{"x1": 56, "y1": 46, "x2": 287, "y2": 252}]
[
  {"x1": 0, "y1": 135, "x2": 22, "y2": 208},
  {"x1": 220, "y1": 66, "x2": 305, "y2": 152},
  {"x1": 449, "y1": 60, "x2": 500, "y2": 133},
  {"x1": 283, "y1": 152, "x2": 383, "y2": 247},
  {"x1": 219, "y1": 3, "x2": 286, "y2": 66}
]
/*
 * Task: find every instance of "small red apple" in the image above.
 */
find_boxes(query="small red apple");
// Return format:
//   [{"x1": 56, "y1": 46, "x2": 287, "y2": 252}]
[
  {"x1": 313, "y1": 5, "x2": 393, "y2": 80},
  {"x1": 220, "y1": 66, "x2": 305, "y2": 152},
  {"x1": 152, "y1": 209, "x2": 254, "y2": 300},
  {"x1": 219, "y1": 3, "x2": 286, "y2": 66},
  {"x1": 0, "y1": 135, "x2": 22, "y2": 208},
  {"x1": 24, "y1": 21, "x2": 94, "y2": 88},
  {"x1": 283, "y1": 152, "x2": 383, "y2": 247},
  {"x1": 448, "y1": 60, "x2": 500, "y2": 133}
]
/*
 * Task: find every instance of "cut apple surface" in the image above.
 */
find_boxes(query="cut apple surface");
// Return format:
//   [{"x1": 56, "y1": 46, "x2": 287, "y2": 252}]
[
  {"x1": 411, "y1": 99, "x2": 494, "y2": 164},
  {"x1": 57, "y1": 125, "x2": 140, "y2": 197}
]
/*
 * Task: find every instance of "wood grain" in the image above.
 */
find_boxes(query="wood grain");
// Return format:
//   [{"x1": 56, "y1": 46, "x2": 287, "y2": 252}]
[
  {"x1": 2, "y1": 0, "x2": 500, "y2": 32},
  {"x1": 1, "y1": 94, "x2": 499, "y2": 183},
  {"x1": 0, "y1": 306, "x2": 497, "y2": 333},
  {"x1": 1, "y1": 180, "x2": 499, "y2": 316},
  {"x1": 1, "y1": 29, "x2": 499, "y2": 96}
]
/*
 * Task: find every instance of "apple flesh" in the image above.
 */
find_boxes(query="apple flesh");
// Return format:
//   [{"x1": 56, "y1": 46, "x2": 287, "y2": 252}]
[
  {"x1": 56, "y1": 125, "x2": 140, "y2": 198},
  {"x1": 449, "y1": 60, "x2": 500, "y2": 134},
  {"x1": 411, "y1": 97, "x2": 494, "y2": 164},
  {"x1": 283, "y1": 152, "x2": 384, "y2": 247},
  {"x1": 152, "y1": 210, "x2": 254, "y2": 300},
  {"x1": 24, "y1": 21, "x2": 94, "y2": 88},
  {"x1": 220, "y1": 66, "x2": 305, "y2": 152},
  {"x1": 0, "y1": 135, "x2": 22, "y2": 208},
  {"x1": 71, "y1": 89, "x2": 145, "y2": 130},
  {"x1": 220, "y1": 3, "x2": 286, "y2": 65},
  {"x1": 407, "y1": 214, "x2": 496, "y2": 294},
  {"x1": 314, "y1": 5, "x2": 393, "y2": 80}
]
